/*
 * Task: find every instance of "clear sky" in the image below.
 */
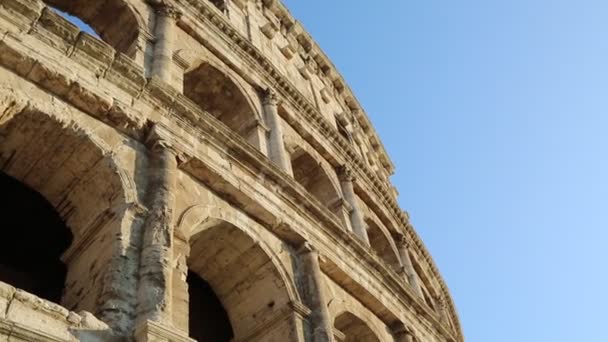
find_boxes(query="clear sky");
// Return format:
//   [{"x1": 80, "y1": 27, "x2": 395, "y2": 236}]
[{"x1": 282, "y1": 0, "x2": 607, "y2": 341}]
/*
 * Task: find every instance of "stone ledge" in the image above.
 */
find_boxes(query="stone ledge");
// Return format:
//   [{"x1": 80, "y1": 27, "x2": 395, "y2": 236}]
[{"x1": 0, "y1": 281, "x2": 114, "y2": 342}]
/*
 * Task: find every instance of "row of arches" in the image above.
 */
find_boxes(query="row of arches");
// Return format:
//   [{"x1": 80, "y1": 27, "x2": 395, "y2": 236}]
[
  {"x1": 0, "y1": 93, "x2": 424, "y2": 341},
  {"x1": 42, "y1": 0, "x2": 405, "y2": 269},
  {"x1": 9, "y1": 0, "x2": 445, "y2": 332}
]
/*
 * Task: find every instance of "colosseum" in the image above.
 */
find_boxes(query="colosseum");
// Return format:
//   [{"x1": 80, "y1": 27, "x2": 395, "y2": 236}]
[{"x1": 0, "y1": 0, "x2": 462, "y2": 341}]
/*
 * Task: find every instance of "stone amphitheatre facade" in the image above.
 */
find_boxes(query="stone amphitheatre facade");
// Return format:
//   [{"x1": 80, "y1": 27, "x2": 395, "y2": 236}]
[{"x1": 0, "y1": 0, "x2": 462, "y2": 341}]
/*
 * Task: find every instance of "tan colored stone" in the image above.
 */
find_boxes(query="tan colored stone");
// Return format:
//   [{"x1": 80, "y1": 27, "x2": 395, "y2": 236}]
[{"x1": 0, "y1": 0, "x2": 461, "y2": 341}]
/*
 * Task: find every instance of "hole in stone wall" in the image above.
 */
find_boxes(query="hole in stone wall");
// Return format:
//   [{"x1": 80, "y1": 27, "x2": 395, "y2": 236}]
[
  {"x1": 188, "y1": 270, "x2": 234, "y2": 342},
  {"x1": 51, "y1": 7, "x2": 100, "y2": 39},
  {"x1": 43, "y1": 0, "x2": 140, "y2": 54},
  {"x1": 0, "y1": 172, "x2": 73, "y2": 304}
]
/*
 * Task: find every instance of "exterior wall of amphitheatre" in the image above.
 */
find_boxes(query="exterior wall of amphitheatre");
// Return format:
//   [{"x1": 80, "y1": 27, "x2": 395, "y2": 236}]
[{"x1": 0, "y1": 0, "x2": 462, "y2": 341}]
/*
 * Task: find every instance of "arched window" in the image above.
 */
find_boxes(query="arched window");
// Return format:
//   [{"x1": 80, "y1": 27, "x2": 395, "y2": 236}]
[
  {"x1": 180, "y1": 219, "x2": 296, "y2": 341},
  {"x1": 187, "y1": 270, "x2": 233, "y2": 341},
  {"x1": 334, "y1": 312, "x2": 380, "y2": 342},
  {"x1": 289, "y1": 147, "x2": 344, "y2": 221},
  {"x1": 0, "y1": 108, "x2": 135, "y2": 324},
  {"x1": 365, "y1": 219, "x2": 401, "y2": 271},
  {"x1": 410, "y1": 254, "x2": 440, "y2": 311},
  {"x1": 52, "y1": 9, "x2": 99, "y2": 38},
  {"x1": 43, "y1": 0, "x2": 141, "y2": 55},
  {"x1": 0, "y1": 172, "x2": 72, "y2": 304},
  {"x1": 184, "y1": 62, "x2": 265, "y2": 150}
]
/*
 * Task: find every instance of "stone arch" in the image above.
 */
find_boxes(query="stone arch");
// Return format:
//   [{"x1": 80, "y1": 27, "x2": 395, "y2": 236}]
[
  {"x1": 43, "y1": 0, "x2": 144, "y2": 55},
  {"x1": 176, "y1": 205, "x2": 302, "y2": 341},
  {"x1": 409, "y1": 253, "x2": 441, "y2": 310},
  {"x1": 0, "y1": 106, "x2": 139, "y2": 328},
  {"x1": 183, "y1": 59, "x2": 267, "y2": 150},
  {"x1": 334, "y1": 311, "x2": 381, "y2": 342},
  {"x1": 365, "y1": 218, "x2": 401, "y2": 271},
  {"x1": 288, "y1": 146, "x2": 343, "y2": 219}
]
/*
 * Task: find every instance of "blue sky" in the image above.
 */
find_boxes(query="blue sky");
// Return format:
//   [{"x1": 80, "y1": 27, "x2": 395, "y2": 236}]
[{"x1": 282, "y1": 0, "x2": 608, "y2": 341}]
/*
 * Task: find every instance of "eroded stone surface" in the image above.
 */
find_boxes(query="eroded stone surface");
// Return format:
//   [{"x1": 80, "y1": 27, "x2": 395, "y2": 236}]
[{"x1": 0, "y1": 0, "x2": 462, "y2": 341}]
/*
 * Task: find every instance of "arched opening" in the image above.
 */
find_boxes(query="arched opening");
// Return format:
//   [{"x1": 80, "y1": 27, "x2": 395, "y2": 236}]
[
  {"x1": 0, "y1": 172, "x2": 73, "y2": 304},
  {"x1": 0, "y1": 108, "x2": 132, "y2": 320},
  {"x1": 290, "y1": 147, "x2": 343, "y2": 218},
  {"x1": 43, "y1": 0, "x2": 141, "y2": 54},
  {"x1": 187, "y1": 270, "x2": 233, "y2": 341},
  {"x1": 184, "y1": 63, "x2": 263, "y2": 148},
  {"x1": 183, "y1": 219, "x2": 296, "y2": 341},
  {"x1": 365, "y1": 219, "x2": 401, "y2": 271},
  {"x1": 52, "y1": 8, "x2": 99, "y2": 39},
  {"x1": 334, "y1": 312, "x2": 380, "y2": 342},
  {"x1": 410, "y1": 255, "x2": 439, "y2": 311}
]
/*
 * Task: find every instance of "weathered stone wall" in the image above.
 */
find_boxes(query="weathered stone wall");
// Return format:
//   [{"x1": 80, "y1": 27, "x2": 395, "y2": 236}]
[{"x1": 0, "y1": 0, "x2": 462, "y2": 341}]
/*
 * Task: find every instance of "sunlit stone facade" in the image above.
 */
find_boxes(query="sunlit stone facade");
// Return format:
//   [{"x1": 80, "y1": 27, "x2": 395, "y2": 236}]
[{"x1": 0, "y1": 0, "x2": 462, "y2": 341}]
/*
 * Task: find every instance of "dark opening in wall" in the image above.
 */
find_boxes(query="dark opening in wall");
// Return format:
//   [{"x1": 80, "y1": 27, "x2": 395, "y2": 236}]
[
  {"x1": 0, "y1": 172, "x2": 73, "y2": 304},
  {"x1": 188, "y1": 270, "x2": 234, "y2": 342},
  {"x1": 209, "y1": 0, "x2": 228, "y2": 13}
]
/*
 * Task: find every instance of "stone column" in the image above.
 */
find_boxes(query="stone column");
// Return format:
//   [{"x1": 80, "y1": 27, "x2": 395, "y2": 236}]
[
  {"x1": 135, "y1": 127, "x2": 179, "y2": 336},
  {"x1": 392, "y1": 323, "x2": 415, "y2": 342},
  {"x1": 263, "y1": 88, "x2": 291, "y2": 173},
  {"x1": 148, "y1": 0, "x2": 181, "y2": 83},
  {"x1": 338, "y1": 166, "x2": 369, "y2": 246},
  {"x1": 298, "y1": 243, "x2": 334, "y2": 342},
  {"x1": 396, "y1": 233, "x2": 424, "y2": 298}
]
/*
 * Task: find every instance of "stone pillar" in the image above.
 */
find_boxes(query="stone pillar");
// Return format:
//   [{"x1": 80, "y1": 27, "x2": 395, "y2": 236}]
[
  {"x1": 263, "y1": 88, "x2": 291, "y2": 173},
  {"x1": 135, "y1": 126, "x2": 192, "y2": 342},
  {"x1": 392, "y1": 323, "x2": 415, "y2": 342},
  {"x1": 148, "y1": 0, "x2": 181, "y2": 83},
  {"x1": 396, "y1": 233, "x2": 424, "y2": 298},
  {"x1": 298, "y1": 243, "x2": 334, "y2": 342},
  {"x1": 338, "y1": 166, "x2": 369, "y2": 246}
]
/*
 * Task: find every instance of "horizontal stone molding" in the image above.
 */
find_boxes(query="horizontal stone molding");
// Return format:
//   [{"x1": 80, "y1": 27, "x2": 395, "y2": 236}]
[
  {"x1": 0, "y1": 3, "x2": 461, "y2": 339},
  {"x1": 0, "y1": 281, "x2": 113, "y2": 342}
]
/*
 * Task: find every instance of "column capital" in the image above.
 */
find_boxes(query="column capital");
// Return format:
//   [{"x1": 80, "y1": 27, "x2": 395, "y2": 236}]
[
  {"x1": 262, "y1": 87, "x2": 279, "y2": 106},
  {"x1": 391, "y1": 321, "x2": 414, "y2": 335},
  {"x1": 337, "y1": 165, "x2": 355, "y2": 182},
  {"x1": 395, "y1": 233, "x2": 411, "y2": 249},
  {"x1": 297, "y1": 241, "x2": 318, "y2": 255},
  {"x1": 147, "y1": 0, "x2": 183, "y2": 19},
  {"x1": 145, "y1": 124, "x2": 178, "y2": 155}
]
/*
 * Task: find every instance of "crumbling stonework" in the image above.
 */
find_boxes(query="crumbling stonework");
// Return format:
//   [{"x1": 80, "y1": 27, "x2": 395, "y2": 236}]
[{"x1": 0, "y1": 0, "x2": 462, "y2": 341}]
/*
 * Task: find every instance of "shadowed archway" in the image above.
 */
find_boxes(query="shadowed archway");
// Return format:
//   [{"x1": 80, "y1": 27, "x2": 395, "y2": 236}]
[
  {"x1": 184, "y1": 62, "x2": 264, "y2": 149},
  {"x1": 334, "y1": 312, "x2": 381, "y2": 342},
  {"x1": 0, "y1": 106, "x2": 138, "y2": 333},
  {"x1": 176, "y1": 216, "x2": 300, "y2": 341},
  {"x1": 0, "y1": 172, "x2": 73, "y2": 304},
  {"x1": 366, "y1": 219, "x2": 401, "y2": 272},
  {"x1": 289, "y1": 147, "x2": 344, "y2": 222}
]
